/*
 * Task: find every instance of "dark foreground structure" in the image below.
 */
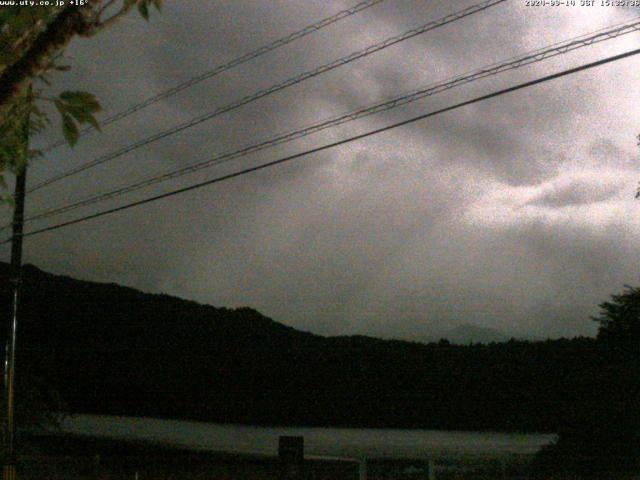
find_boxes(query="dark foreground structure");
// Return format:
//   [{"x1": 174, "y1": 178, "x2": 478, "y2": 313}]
[
  {"x1": 18, "y1": 434, "x2": 537, "y2": 480},
  {"x1": 3, "y1": 264, "x2": 640, "y2": 479}
]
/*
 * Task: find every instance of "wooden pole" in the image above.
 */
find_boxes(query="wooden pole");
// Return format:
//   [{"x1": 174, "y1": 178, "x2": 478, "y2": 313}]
[{"x1": 3, "y1": 86, "x2": 30, "y2": 480}]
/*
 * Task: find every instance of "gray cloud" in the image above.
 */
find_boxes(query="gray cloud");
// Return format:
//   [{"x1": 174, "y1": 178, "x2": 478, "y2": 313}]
[{"x1": 528, "y1": 177, "x2": 623, "y2": 208}]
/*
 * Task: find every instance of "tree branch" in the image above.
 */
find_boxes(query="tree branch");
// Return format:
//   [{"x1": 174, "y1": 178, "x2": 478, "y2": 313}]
[
  {"x1": 10, "y1": 19, "x2": 44, "y2": 55},
  {"x1": 0, "y1": 2, "x2": 100, "y2": 118},
  {"x1": 96, "y1": 0, "x2": 117, "y2": 18},
  {"x1": 88, "y1": 0, "x2": 139, "y2": 35}
]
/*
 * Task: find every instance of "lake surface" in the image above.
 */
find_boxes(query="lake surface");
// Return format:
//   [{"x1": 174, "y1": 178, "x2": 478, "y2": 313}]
[{"x1": 57, "y1": 415, "x2": 556, "y2": 460}]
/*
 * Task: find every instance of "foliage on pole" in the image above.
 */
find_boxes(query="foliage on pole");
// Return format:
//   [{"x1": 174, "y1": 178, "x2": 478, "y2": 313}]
[{"x1": 0, "y1": 0, "x2": 162, "y2": 197}]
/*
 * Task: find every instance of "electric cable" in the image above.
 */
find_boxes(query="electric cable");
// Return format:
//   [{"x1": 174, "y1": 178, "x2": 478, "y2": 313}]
[
  {"x1": 28, "y1": 0, "x2": 506, "y2": 194},
  {"x1": 13, "y1": 16, "x2": 640, "y2": 229},
  {"x1": 39, "y1": 0, "x2": 388, "y2": 153},
  {"x1": 5, "y1": 45, "x2": 639, "y2": 243}
]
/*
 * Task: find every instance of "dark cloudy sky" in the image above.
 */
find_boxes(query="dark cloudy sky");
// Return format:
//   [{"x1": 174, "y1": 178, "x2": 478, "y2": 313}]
[{"x1": 2, "y1": 0, "x2": 640, "y2": 340}]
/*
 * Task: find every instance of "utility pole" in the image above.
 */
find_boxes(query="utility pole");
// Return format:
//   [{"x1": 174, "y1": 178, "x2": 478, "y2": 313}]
[{"x1": 3, "y1": 87, "x2": 31, "y2": 480}]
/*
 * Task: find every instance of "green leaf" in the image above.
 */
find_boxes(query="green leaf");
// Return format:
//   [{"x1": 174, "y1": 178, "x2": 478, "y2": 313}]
[
  {"x1": 65, "y1": 105, "x2": 89, "y2": 123},
  {"x1": 58, "y1": 91, "x2": 101, "y2": 112},
  {"x1": 30, "y1": 102, "x2": 47, "y2": 121},
  {"x1": 61, "y1": 113, "x2": 79, "y2": 147},
  {"x1": 53, "y1": 98, "x2": 66, "y2": 114},
  {"x1": 0, "y1": 50, "x2": 16, "y2": 68},
  {"x1": 138, "y1": 1, "x2": 149, "y2": 20},
  {"x1": 64, "y1": 104, "x2": 100, "y2": 131},
  {"x1": 0, "y1": 192, "x2": 15, "y2": 208},
  {"x1": 0, "y1": 9, "x2": 16, "y2": 25},
  {"x1": 28, "y1": 149, "x2": 43, "y2": 161},
  {"x1": 12, "y1": 10, "x2": 33, "y2": 31},
  {"x1": 86, "y1": 113, "x2": 100, "y2": 131},
  {"x1": 54, "y1": 92, "x2": 101, "y2": 138}
]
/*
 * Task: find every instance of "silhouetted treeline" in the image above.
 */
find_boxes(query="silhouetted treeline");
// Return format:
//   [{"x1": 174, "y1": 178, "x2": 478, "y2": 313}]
[
  {"x1": 530, "y1": 286, "x2": 640, "y2": 478},
  {"x1": 0, "y1": 263, "x2": 615, "y2": 433}
]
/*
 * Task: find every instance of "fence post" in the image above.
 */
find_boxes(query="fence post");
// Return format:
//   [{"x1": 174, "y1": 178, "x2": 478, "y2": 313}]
[
  {"x1": 279, "y1": 436, "x2": 304, "y2": 480},
  {"x1": 428, "y1": 459, "x2": 436, "y2": 480},
  {"x1": 358, "y1": 458, "x2": 367, "y2": 480}
]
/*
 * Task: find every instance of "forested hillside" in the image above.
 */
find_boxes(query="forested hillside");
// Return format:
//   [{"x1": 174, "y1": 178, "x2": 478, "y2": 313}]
[{"x1": 0, "y1": 263, "x2": 606, "y2": 432}]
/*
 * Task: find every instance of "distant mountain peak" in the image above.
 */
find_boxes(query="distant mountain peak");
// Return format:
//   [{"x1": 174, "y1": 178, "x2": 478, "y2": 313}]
[{"x1": 444, "y1": 323, "x2": 510, "y2": 345}]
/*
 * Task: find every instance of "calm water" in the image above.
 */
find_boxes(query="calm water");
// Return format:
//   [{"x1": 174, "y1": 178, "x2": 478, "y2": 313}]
[{"x1": 56, "y1": 415, "x2": 556, "y2": 460}]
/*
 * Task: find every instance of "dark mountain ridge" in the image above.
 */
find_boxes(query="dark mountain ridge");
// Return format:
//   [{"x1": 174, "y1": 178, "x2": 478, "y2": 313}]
[
  {"x1": 442, "y1": 324, "x2": 511, "y2": 345},
  {"x1": 0, "y1": 262, "x2": 599, "y2": 432}
]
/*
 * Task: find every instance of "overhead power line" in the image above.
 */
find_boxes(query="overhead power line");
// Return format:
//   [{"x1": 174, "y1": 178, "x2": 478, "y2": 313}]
[
  {"x1": 28, "y1": 0, "x2": 506, "y2": 194},
  {"x1": 6, "y1": 46, "x2": 640, "y2": 244},
  {"x1": 14, "y1": 16, "x2": 640, "y2": 229},
  {"x1": 40, "y1": 0, "x2": 387, "y2": 153}
]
